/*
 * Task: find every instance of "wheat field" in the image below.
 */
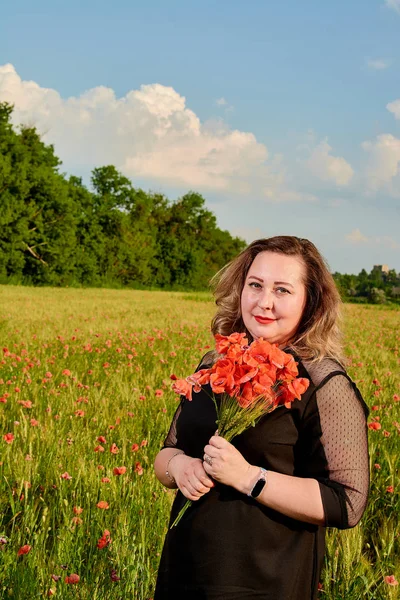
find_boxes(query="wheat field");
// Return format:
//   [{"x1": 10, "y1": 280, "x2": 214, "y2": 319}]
[{"x1": 0, "y1": 286, "x2": 398, "y2": 599}]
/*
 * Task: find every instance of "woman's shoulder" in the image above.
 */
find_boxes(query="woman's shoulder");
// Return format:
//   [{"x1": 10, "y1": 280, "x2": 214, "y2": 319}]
[{"x1": 299, "y1": 356, "x2": 348, "y2": 390}]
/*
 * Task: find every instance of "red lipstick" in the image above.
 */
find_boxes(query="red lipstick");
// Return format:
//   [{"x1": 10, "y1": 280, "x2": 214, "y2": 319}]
[{"x1": 254, "y1": 316, "x2": 275, "y2": 324}]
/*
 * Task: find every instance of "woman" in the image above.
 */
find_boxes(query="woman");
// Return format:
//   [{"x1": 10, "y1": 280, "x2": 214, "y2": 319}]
[{"x1": 153, "y1": 236, "x2": 370, "y2": 600}]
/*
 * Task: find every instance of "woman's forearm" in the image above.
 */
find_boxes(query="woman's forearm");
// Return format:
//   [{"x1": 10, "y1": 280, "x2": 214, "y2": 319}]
[
  {"x1": 238, "y1": 466, "x2": 325, "y2": 526},
  {"x1": 154, "y1": 447, "x2": 186, "y2": 489}
]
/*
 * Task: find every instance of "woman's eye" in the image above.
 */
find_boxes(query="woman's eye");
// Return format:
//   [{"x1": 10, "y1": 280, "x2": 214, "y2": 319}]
[
  {"x1": 249, "y1": 282, "x2": 261, "y2": 289},
  {"x1": 276, "y1": 287, "x2": 290, "y2": 294}
]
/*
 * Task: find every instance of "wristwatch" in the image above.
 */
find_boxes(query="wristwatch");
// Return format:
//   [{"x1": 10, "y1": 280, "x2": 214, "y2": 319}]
[{"x1": 248, "y1": 467, "x2": 268, "y2": 498}]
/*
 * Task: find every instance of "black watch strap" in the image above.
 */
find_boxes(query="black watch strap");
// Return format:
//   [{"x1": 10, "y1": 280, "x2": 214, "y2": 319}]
[{"x1": 248, "y1": 467, "x2": 268, "y2": 498}]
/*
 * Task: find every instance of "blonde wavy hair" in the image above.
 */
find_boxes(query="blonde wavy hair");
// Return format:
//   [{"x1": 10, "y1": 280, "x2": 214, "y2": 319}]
[{"x1": 210, "y1": 236, "x2": 345, "y2": 364}]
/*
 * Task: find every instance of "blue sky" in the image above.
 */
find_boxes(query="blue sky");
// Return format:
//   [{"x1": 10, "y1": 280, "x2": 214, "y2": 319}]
[{"x1": 1, "y1": 0, "x2": 400, "y2": 273}]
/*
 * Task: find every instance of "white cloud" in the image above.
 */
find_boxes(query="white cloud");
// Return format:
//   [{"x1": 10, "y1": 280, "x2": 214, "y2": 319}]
[
  {"x1": 346, "y1": 229, "x2": 400, "y2": 249},
  {"x1": 385, "y1": 0, "x2": 400, "y2": 13},
  {"x1": 347, "y1": 229, "x2": 369, "y2": 244},
  {"x1": 387, "y1": 98, "x2": 400, "y2": 119},
  {"x1": 215, "y1": 97, "x2": 228, "y2": 106},
  {"x1": 305, "y1": 139, "x2": 354, "y2": 186},
  {"x1": 0, "y1": 63, "x2": 317, "y2": 203},
  {"x1": 366, "y1": 59, "x2": 390, "y2": 70},
  {"x1": 361, "y1": 134, "x2": 400, "y2": 195},
  {"x1": 376, "y1": 236, "x2": 400, "y2": 250}
]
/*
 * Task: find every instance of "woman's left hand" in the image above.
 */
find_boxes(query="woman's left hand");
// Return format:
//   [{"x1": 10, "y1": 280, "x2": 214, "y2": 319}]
[{"x1": 203, "y1": 434, "x2": 258, "y2": 493}]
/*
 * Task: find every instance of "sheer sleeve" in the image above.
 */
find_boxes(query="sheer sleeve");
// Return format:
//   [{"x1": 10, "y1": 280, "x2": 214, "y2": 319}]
[
  {"x1": 162, "y1": 399, "x2": 184, "y2": 449},
  {"x1": 301, "y1": 372, "x2": 370, "y2": 529},
  {"x1": 162, "y1": 352, "x2": 214, "y2": 450}
]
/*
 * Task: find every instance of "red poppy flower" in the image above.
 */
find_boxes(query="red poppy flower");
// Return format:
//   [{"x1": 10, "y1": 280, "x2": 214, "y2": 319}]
[
  {"x1": 368, "y1": 422, "x2": 382, "y2": 430},
  {"x1": 17, "y1": 544, "x2": 31, "y2": 556},
  {"x1": 110, "y1": 443, "x2": 119, "y2": 454},
  {"x1": 215, "y1": 333, "x2": 248, "y2": 354},
  {"x1": 97, "y1": 529, "x2": 111, "y2": 549},
  {"x1": 172, "y1": 378, "x2": 193, "y2": 401},
  {"x1": 65, "y1": 574, "x2": 80, "y2": 584},
  {"x1": 113, "y1": 466, "x2": 127, "y2": 476},
  {"x1": 96, "y1": 501, "x2": 109, "y2": 509}
]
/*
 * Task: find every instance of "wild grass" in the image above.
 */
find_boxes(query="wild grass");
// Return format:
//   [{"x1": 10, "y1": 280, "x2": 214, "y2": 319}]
[{"x1": 0, "y1": 286, "x2": 398, "y2": 599}]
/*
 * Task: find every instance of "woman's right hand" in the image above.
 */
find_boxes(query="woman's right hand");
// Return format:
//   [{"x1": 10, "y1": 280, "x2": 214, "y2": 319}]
[{"x1": 169, "y1": 454, "x2": 215, "y2": 501}]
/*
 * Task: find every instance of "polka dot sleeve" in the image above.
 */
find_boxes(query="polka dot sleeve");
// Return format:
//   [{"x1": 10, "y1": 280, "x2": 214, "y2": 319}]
[{"x1": 302, "y1": 372, "x2": 370, "y2": 529}]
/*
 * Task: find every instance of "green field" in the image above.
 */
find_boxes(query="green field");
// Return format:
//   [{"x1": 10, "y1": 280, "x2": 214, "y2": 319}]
[{"x1": 0, "y1": 286, "x2": 399, "y2": 599}]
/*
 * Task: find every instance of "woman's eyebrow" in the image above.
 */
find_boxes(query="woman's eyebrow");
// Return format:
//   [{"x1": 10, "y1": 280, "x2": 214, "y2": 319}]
[{"x1": 248, "y1": 275, "x2": 294, "y2": 288}]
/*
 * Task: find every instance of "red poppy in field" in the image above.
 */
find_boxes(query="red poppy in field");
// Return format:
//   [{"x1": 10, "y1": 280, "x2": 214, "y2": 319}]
[
  {"x1": 101, "y1": 477, "x2": 111, "y2": 483},
  {"x1": 113, "y1": 467, "x2": 126, "y2": 476},
  {"x1": 65, "y1": 574, "x2": 80, "y2": 584},
  {"x1": 75, "y1": 410, "x2": 85, "y2": 417},
  {"x1": 62, "y1": 369, "x2": 71, "y2": 376},
  {"x1": 131, "y1": 443, "x2": 139, "y2": 452},
  {"x1": 368, "y1": 422, "x2": 382, "y2": 430},
  {"x1": 73, "y1": 506, "x2": 83, "y2": 515},
  {"x1": 386, "y1": 486, "x2": 394, "y2": 493},
  {"x1": 17, "y1": 544, "x2": 31, "y2": 556},
  {"x1": 134, "y1": 462, "x2": 143, "y2": 475},
  {"x1": 97, "y1": 529, "x2": 111, "y2": 549},
  {"x1": 30, "y1": 419, "x2": 39, "y2": 427},
  {"x1": 96, "y1": 501, "x2": 109, "y2": 509},
  {"x1": 18, "y1": 400, "x2": 32, "y2": 408},
  {"x1": 97, "y1": 436, "x2": 106, "y2": 443},
  {"x1": 94, "y1": 445, "x2": 105, "y2": 452},
  {"x1": 60, "y1": 472, "x2": 72, "y2": 480},
  {"x1": 384, "y1": 575, "x2": 398, "y2": 586},
  {"x1": 155, "y1": 389, "x2": 164, "y2": 397},
  {"x1": 3, "y1": 433, "x2": 14, "y2": 444},
  {"x1": 110, "y1": 443, "x2": 119, "y2": 454}
]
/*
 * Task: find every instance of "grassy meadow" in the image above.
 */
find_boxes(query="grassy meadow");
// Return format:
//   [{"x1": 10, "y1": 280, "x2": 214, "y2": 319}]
[{"x1": 0, "y1": 286, "x2": 399, "y2": 599}]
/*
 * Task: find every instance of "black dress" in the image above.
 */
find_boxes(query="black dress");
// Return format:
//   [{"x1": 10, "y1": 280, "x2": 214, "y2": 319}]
[{"x1": 154, "y1": 355, "x2": 370, "y2": 600}]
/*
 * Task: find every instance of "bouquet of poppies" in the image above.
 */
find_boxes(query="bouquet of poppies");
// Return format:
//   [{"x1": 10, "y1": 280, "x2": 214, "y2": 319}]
[{"x1": 170, "y1": 332, "x2": 309, "y2": 527}]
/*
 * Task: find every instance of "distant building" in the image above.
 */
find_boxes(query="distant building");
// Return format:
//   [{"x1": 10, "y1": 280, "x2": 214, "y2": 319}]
[
  {"x1": 392, "y1": 287, "x2": 400, "y2": 297},
  {"x1": 372, "y1": 265, "x2": 390, "y2": 280}
]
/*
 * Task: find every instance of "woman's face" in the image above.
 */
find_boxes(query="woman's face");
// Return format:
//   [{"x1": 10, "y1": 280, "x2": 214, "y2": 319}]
[{"x1": 240, "y1": 251, "x2": 307, "y2": 346}]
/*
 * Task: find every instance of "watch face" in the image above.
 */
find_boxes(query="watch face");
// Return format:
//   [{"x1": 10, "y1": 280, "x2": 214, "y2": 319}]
[{"x1": 251, "y1": 478, "x2": 266, "y2": 498}]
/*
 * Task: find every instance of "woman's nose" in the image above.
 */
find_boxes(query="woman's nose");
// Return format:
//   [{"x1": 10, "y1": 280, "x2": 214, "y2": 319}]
[{"x1": 257, "y1": 289, "x2": 273, "y2": 310}]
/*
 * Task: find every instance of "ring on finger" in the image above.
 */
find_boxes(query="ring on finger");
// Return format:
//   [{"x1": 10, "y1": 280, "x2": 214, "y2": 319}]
[{"x1": 204, "y1": 454, "x2": 213, "y2": 466}]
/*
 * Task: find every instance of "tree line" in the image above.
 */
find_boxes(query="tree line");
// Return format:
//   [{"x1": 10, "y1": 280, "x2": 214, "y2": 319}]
[
  {"x1": 0, "y1": 102, "x2": 245, "y2": 289},
  {"x1": 333, "y1": 268, "x2": 400, "y2": 305},
  {"x1": 1, "y1": 101, "x2": 399, "y2": 301}
]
